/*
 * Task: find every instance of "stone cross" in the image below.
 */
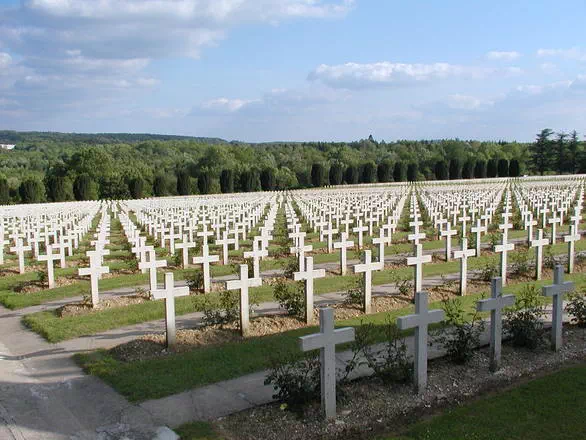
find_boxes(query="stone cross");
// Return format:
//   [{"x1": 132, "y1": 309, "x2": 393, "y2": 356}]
[
  {"x1": 151, "y1": 272, "x2": 189, "y2": 348},
  {"x1": 453, "y1": 238, "x2": 476, "y2": 295},
  {"x1": 78, "y1": 254, "x2": 109, "y2": 306},
  {"x1": 10, "y1": 238, "x2": 31, "y2": 274},
  {"x1": 37, "y1": 245, "x2": 61, "y2": 289},
  {"x1": 494, "y1": 234, "x2": 514, "y2": 286},
  {"x1": 564, "y1": 225, "x2": 580, "y2": 273},
  {"x1": 353, "y1": 250, "x2": 383, "y2": 314},
  {"x1": 0, "y1": 234, "x2": 9, "y2": 265},
  {"x1": 216, "y1": 230, "x2": 236, "y2": 265},
  {"x1": 530, "y1": 229, "x2": 549, "y2": 280},
  {"x1": 407, "y1": 244, "x2": 431, "y2": 293},
  {"x1": 225, "y1": 264, "x2": 262, "y2": 336},
  {"x1": 298, "y1": 308, "x2": 355, "y2": 419},
  {"x1": 397, "y1": 291, "x2": 445, "y2": 394},
  {"x1": 175, "y1": 234, "x2": 196, "y2": 268},
  {"x1": 294, "y1": 256, "x2": 326, "y2": 324},
  {"x1": 352, "y1": 220, "x2": 368, "y2": 248},
  {"x1": 440, "y1": 223, "x2": 457, "y2": 262},
  {"x1": 193, "y1": 244, "x2": 220, "y2": 293},
  {"x1": 138, "y1": 249, "x2": 167, "y2": 292},
  {"x1": 290, "y1": 232, "x2": 312, "y2": 273},
  {"x1": 476, "y1": 277, "x2": 515, "y2": 372},
  {"x1": 333, "y1": 232, "x2": 353, "y2": 275},
  {"x1": 470, "y1": 219, "x2": 487, "y2": 257},
  {"x1": 542, "y1": 265, "x2": 574, "y2": 351},
  {"x1": 548, "y1": 213, "x2": 561, "y2": 245},
  {"x1": 243, "y1": 238, "x2": 268, "y2": 279},
  {"x1": 323, "y1": 224, "x2": 338, "y2": 253},
  {"x1": 197, "y1": 223, "x2": 214, "y2": 247},
  {"x1": 525, "y1": 214, "x2": 537, "y2": 245}
]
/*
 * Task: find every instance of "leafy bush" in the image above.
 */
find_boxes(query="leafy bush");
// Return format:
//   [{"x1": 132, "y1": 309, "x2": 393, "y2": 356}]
[
  {"x1": 504, "y1": 284, "x2": 546, "y2": 349},
  {"x1": 390, "y1": 272, "x2": 414, "y2": 297},
  {"x1": 479, "y1": 257, "x2": 499, "y2": 282},
  {"x1": 264, "y1": 353, "x2": 321, "y2": 413},
  {"x1": 283, "y1": 257, "x2": 299, "y2": 279},
  {"x1": 37, "y1": 270, "x2": 48, "y2": 286},
  {"x1": 274, "y1": 279, "x2": 305, "y2": 319},
  {"x1": 566, "y1": 293, "x2": 586, "y2": 327},
  {"x1": 186, "y1": 269, "x2": 204, "y2": 292},
  {"x1": 343, "y1": 277, "x2": 364, "y2": 306},
  {"x1": 488, "y1": 232, "x2": 501, "y2": 247},
  {"x1": 543, "y1": 247, "x2": 561, "y2": 270},
  {"x1": 353, "y1": 318, "x2": 413, "y2": 384},
  {"x1": 510, "y1": 251, "x2": 531, "y2": 277},
  {"x1": 201, "y1": 290, "x2": 259, "y2": 327},
  {"x1": 435, "y1": 296, "x2": 485, "y2": 364}
]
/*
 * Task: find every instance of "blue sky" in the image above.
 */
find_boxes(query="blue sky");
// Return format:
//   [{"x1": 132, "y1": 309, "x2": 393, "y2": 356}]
[{"x1": 0, "y1": 0, "x2": 585, "y2": 142}]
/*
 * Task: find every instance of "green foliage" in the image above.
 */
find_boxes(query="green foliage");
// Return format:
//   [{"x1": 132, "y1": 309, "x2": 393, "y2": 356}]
[
  {"x1": 479, "y1": 257, "x2": 499, "y2": 282},
  {"x1": 377, "y1": 161, "x2": 392, "y2": 183},
  {"x1": 474, "y1": 160, "x2": 487, "y2": 178},
  {"x1": 19, "y1": 177, "x2": 45, "y2": 203},
  {"x1": 264, "y1": 353, "x2": 320, "y2": 413},
  {"x1": 407, "y1": 162, "x2": 418, "y2": 181},
  {"x1": 344, "y1": 164, "x2": 359, "y2": 184},
  {"x1": 152, "y1": 175, "x2": 168, "y2": 197},
  {"x1": 260, "y1": 168, "x2": 276, "y2": 191},
  {"x1": 197, "y1": 171, "x2": 212, "y2": 194},
  {"x1": 329, "y1": 162, "x2": 344, "y2": 185},
  {"x1": 434, "y1": 161, "x2": 449, "y2": 180},
  {"x1": 510, "y1": 251, "x2": 531, "y2": 277},
  {"x1": 566, "y1": 292, "x2": 586, "y2": 327},
  {"x1": 435, "y1": 296, "x2": 485, "y2": 364},
  {"x1": 220, "y1": 169, "x2": 234, "y2": 193},
  {"x1": 310, "y1": 163, "x2": 326, "y2": 187},
  {"x1": 487, "y1": 158, "x2": 498, "y2": 178},
  {"x1": 504, "y1": 284, "x2": 546, "y2": 349},
  {"x1": 176, "y1": 169, "x2": 191, "y2": 195},
  {"x1": 360, "y1": 162, "x2": 377, "y2": 183},
  {"x1": 343, "y1": 277, "x2": 364, "y2": 306},
  {"x1": 350, "y1": 318, "x2": 413, "y2": 384},
  {"x1": 393, "y1": 162, "x2": 406, "y2": 182},
  {"x1": 186, "y1": 269, "x2": 205, "y2": 292},
  {"x1": 498, "y1": 158, "x2": 509, "y2": 177},
  {"x1": 449, "y1": 158, "x2": 461, "y2": 179},
  {"x1": 201, "y1": 290, "x2": 240, "y2": 327},
  {"x1": 509, "y1": 158, "x2": 521, "y2": 177},
  {"x1": 73, "y1": 174, "x2": 98, "y2": 200},
  {"x1": 45, "y1": 175, "x2": 74, "y2": 202},
  {"x1": 128, "y1": 177, "x2": 145, "y2": 199},
  {"x1": 273, "y1": 279, "x2": 305, "y2": 319},
  {"x1": 0, "y1": 177, "x2": 9, "y2": 204}
]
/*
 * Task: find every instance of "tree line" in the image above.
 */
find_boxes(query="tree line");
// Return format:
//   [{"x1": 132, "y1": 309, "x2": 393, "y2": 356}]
[{"x1": 0, "y1": 129, "x2": 583, "y2": 204}]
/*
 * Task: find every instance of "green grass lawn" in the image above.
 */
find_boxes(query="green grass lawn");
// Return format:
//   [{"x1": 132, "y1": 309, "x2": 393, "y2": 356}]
[
  {"x1": 74, "y1": 275, "x2": 584, "y2": 403},
  {"x1": 173, "y1": 364, "x2": 586, "y2": 440},
  {"x1": 385, "y1": 364, "x2": 586, "y2": 440}
]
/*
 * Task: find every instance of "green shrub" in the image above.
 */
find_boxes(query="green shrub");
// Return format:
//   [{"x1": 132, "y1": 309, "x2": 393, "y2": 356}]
[
  {"x1": 264, "y1": 353, "x2": 320, "y2": 414},
  {"x1": 504, "y1": 284, "x2": 546, "y2": 349},
  {"x1": 186, "y1": 269, "x2": 204, "y2": 292},
  {"x1": 435, "y1": 295, "x2": 485, "y2": 364},
  {"x1": 274, "y1": 279, "x2": 305, "y2": 319},
  {"x1": 479, "y1": 257, "x2": 499, "y2": 282},
  {"x1": 343, "y1": 277, "x2": 364, "y2": 306},
  {"x1": 510, "y1": 251, "x2": 531, "y2": 277},
  {"x1": 566, "y1": 292, "x2": 586, "y2": 327}
]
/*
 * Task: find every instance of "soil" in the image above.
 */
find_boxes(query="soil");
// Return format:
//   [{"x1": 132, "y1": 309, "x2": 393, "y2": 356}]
[
  {"x1": 214, "y1": 325, "x2": 586, "y2": 440},
  {"x1": 56, "y1": 293, "x2": 149, "y2": 317}
]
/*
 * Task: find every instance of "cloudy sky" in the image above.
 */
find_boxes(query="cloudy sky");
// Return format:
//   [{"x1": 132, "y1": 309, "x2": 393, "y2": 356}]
[{"x1": 0, "y1": 0, "x2": 585, "y2": 142}]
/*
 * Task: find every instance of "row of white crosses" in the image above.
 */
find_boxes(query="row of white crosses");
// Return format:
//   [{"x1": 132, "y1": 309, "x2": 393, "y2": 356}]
[
  {"x1": 77, "y1": 208, "x2": 112, "y2": 306},
  {"x1": 302, "y1": 265, "x2": 576, "y2": 419}
]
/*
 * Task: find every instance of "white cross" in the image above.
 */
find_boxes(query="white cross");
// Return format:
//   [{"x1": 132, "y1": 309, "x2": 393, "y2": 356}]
[
  {"x1": 290, "y1": 233, "x2": 312, "y2": 273},
  {"x1": 243, "y1": 238, "x2": 268, "y2": 279},
  {"x1": 197, "y1": 223, "x2": 214, "y2": 247},
  {"x1": 353, "y1": 249, "x2": 383, "y2": 314},
  {"x1": 323, "y1": 224, "x2": 338, "y2": 253},
  {"x1": 151, "y1": 272, "x2": 189, "y2": 348},
  {"x1": 225, "y1": 264, "x2": 262, "y2": 336},
  {"x1": 294, "y1": 256, "x2": 326, "y2": 324},
  {"x1": 299, "y1": 308, "x2": 355, "y2": 419},
  {"x1": 530, "y1": 229, "x2": 549, "y2": 280},
  {"x1": 440, "y1": 223, "x2": 457, "y2": 262},
  {"x1": 476, "y1": 277, "x2": 515, "y2": 372},
  {"x1": 397, "y1": 291, "x2": 444, "y2": 394},
  {"x1": 372, "y1": 227, "x2": 392, "y2": 265},
  {"x1": 542, "y1": 265, "x2": 574, "y2": 351},
  {"x1": 407, "y1": 244, "x2": 432, "y2": 294},
  {"x1": 470, "y1": 219, "x2": 487, "y2": 257},
  {"x1": 10, "y1": 238, "x2": 31, "y2": 274},
  {"x1": 453, "y1": 238, "x2": 476, "y2": 295},
  {"x1": 37, "y1": 244, "x2": 61, "y2": 289},
  {"x1": 193, "y1": 244, "x2": 220, "y2": 293},
  {"x1": 175, "y1": 234, "x2": 196, "y2": 268},
  {"x1": 494, "y1": 235, "x2": 515, "y2": 286},
  {"x1": 138, "y1": 249, "x2": 167, "y2": 292},
  {"x1": 333, "y1": 232, "x2": 354, "y2": 275},
  {"x1": 564, "y1": 224, "x2": 580, "y2": 273},
  {"x1": 78, "y1": 254, "x2": 109, "y2": 306},
  {"x1": 216, "y1": 230, "x2": 236, "y2": 265},
  {"x1": 548, "y1": 213, "x2": 561, "y2": 244},
  {"x1": 524, "y1": 214, "x2": 537, "y2": 245},
  {"x1": 352, "y1": 220, "x2": 368, "y2": 248}
]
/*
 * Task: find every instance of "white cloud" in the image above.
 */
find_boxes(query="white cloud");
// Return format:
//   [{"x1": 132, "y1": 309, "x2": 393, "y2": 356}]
[
  {"x1": 308, "y1": 62, "x2": 521, "y2": 89},
  {"x1": 446, "y1": 94, "x2": 493, "y2": 110},
  {"x1": 201, "y1": 97, "x2": 260, "y2": 113},
  {"x1": 486, "y1": 50, "x2": 520, "y2": 61},
  {"x1": 537, "y1": 47, "x2": 586, "y2": 61},
  {"x1": 0, "y1": 52, "x2": 12, "y2": 69}
]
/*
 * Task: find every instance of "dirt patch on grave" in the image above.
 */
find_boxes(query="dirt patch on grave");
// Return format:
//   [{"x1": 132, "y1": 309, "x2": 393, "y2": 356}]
[
  {"x1": 56, "y1": 294, "x2": 149, "y2": 317},
  {"x1": 214, "y1": 325, "x2": 586, "y2": 440}
]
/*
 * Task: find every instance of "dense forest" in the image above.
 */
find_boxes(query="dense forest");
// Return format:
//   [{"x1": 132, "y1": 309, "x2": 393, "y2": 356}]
[{"x1": 0, "y1": 129, "x2": 583, "y2": 204}]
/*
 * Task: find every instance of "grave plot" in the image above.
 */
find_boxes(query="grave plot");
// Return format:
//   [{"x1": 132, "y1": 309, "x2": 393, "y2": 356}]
[{"x1": 0, "y1": 176, "x2": 584, "y2": 437}]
